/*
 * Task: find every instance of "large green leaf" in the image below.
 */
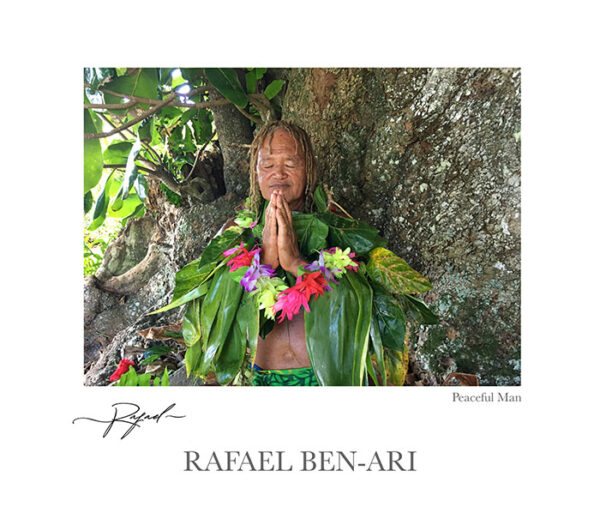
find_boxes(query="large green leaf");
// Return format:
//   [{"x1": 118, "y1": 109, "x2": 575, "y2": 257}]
[
  {"x1": 366, "y1": 247, "x2": 432, "y2": 295},
  {"x1": 149, "y1": 280, "x2": 210, "y2": 315},
  {"x1": 305, "y1": 271, "x2": 372, "y2": 386},
  {"x1": 313, "y1": 184, "x2": 328, "y2": 213},
  {"x1": 88, "y1": 170, "x2": 116, "y2": 231},
  {"x1": 371, "y1": 283, "x2": 406, "y2": 351},
  {"x1": 399, "y1": 294, "x2": 439, "y2": 325},
  {"x1": 185, "y1": 338, "x2": 204, "y2": 378},
  {"x1": 198, "y1": 268, "x2": 243, "y2": 376},
  {"x1": 180, "y1": 68, "x2": 204, "y2": 85},
  {"x1": 138, "y1": 115, "x2": 155, "y2": 141},
  {"x1": 134, "y1": 174, "x2": 148, "y2": 202},
  {"x1": 148, "y1": 259, "x2": 219, "y2": 316},
  {"x1": 200, "y1": 266, "x2": 228, "y2": 346},
  {"x1": 84, "y1": 93, "x2": 103, "y2": 193},
  {"x1": 101, "y1": 68, "x2": 159, "y2": 109},
  {"x1": 198, "y1": 226, "x2": 243, "y2": 267},
  {"x1": 244, "y1": 68, "x2": 267, "y2": 94},
  {"x1": 384, "y1": 346, "x2": 408, "y2": 386},
  {"x1": 84, "y1": 191, "x2": 93, "y2": 214},
  {"x1": 318, "y1": 212, "x2": 387, "y2": 256},
  {"x1": 204, "y1": 68, "x2": 248, "y2": 108},
  {"x1": 173, "y1": 260, "x2": 217, "y2": 301},
  {"x1": 214, "y1": 315, "x2": 245, "y2": 385},
  {"x1": 191, "y1": 109, "x2": 213, "y2": 145},
  {"x1": 107, "y1": 193, "x2": 142, "y2": 218},
  {"x1": 110, "y1": 136, "x2": 141, "y2": 212},
  {"x1": 236, "y1": 292, "x2": 260, "y2": 365},
  {"x1": 160, "y1": 367, "x2": 170, "y2": 386},
  {"x1": 103, "y1": 141, "x2": 134, "y2": 165},
  {"x1": 264, "y1": 79, "x2": 284, "y2": 100},
  {"x1": 292, "y1": 213, "x2": 329, "y2": 257},
  {"x1": 369, "y1": 310, "x2": 387, "y2": 386},
  {"x1": 245, "y1": 70, "x2": 257, "y2": 94},
  {"x1": 182, "y1": 299, "x2": 201, "y2": 347}
]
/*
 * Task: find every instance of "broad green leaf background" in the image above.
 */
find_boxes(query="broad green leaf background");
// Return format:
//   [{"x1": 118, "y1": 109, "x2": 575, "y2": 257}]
[
  {"x1": 305, "y1": 271, "x2": 372, "y2": 386},
  {"x1": 205, "y1": 68, "x2": 248, "y2": 108},
  {"x1": 83, "y1": 92, "x2": 103, "y2": 193},
  {"x1": 367, "y1": 247, "x2": 432, "y2": 295}
]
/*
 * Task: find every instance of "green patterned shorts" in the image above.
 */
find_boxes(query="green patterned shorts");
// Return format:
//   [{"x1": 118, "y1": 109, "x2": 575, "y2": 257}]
[{"x1": 251, "y1": 366, "x2": 319, "y2": 386}]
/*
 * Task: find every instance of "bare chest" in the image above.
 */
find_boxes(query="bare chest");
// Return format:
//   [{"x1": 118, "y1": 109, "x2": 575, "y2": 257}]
[{"x1": 254, "y1": 312, "x2": 310, "y2": 369}]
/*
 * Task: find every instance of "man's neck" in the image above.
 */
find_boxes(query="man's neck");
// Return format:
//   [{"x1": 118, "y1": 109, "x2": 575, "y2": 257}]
[{"x1": 288, "y1": 198, "x2": 305, "y2": 212}]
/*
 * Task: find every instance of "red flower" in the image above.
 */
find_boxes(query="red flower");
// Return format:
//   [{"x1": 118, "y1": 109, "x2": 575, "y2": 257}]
[
  {"x1": 226, "y1": 247, "x2": 259, "y2": 271},
  {"x1": 298, "y1": 271, "x2": 329, "y2": 298},
  {"x1": 271, "y1": 271, "x2": 329, "y2": 323},
  {"x1": 110, "y1": 359, "x2": 135, "y2": 382}
]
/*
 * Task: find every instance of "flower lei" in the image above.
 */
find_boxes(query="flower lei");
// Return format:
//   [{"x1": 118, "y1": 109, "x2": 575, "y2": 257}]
[
  {"x1": 223, "y1": 244, "x2": 359, "y2": 323},
  {"x1": 226, "y1": 199, "x2": 359, "y2": 323}
]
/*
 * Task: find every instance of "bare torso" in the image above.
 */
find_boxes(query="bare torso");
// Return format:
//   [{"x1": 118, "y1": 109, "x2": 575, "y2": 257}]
[
  {"x1": 254, "y1": 312, "x2": 310, "y2": 369},
  {"x1": 217, "y1": 218, "x2": 310, "y2": 370}
]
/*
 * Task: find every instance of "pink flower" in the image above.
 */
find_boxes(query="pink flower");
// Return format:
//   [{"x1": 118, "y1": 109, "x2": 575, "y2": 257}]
[
  {"x1": 110, "y1": 359, "x2": 135, "y2": 382},
  {"x1": 272, "y1": 287, "x2": 311, "y2": 323},
  {"x1": 223, "y1": 243, "x2": 244, "y2": 257},
  {"x1": 271, "y1": 271, "x2": 329, "y2": 323}
]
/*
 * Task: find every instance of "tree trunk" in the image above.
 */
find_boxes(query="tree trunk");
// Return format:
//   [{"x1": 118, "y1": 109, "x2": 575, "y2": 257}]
[
  {"x1": 208, "y1": 72, "x2": 254, "y2": 199},
  {"x1": 283, "y1": 68, "x2": 521, "y2": 385}
]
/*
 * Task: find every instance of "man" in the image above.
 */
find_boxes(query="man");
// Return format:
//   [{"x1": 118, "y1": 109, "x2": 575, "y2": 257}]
[{"x1": 245, "y1": 120, "x2": 319, "y2": 386}]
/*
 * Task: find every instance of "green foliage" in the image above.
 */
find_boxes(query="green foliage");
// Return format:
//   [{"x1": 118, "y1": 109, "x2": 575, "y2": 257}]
[
  {"x1": 399, "y1": 294, "x2": 439, "y2": 325},
  {"x1": 101, "y1": 68, "x2": 159, "y2": 110},
  {"x1": 264, "y1": 79, "x2": 284, "y2": 100},
  {"x1": 196, "y1": 265, "x2": 244, "y2": 378},
  {"x1": 84, "y1": 92, "x2": 103, "y2": 193},
  {"x1": 245, "y1": 68, "x2": 267, "y2": 94},
  {"x1": 292, "y1": 213, "x2": 329, "y2": 257},
  {"x1": 204, "y1": 68, "x2": 248, "y2": 108},
  {"x1": 371, "y1": 283, "x2": 407, "y2": 351},
  {"x1": 116, "y1": 366, "x2": 170, "y2": 386},
  {"x1": 83, "y1": 67, "x2": 283, "y2": 246},
  {"x1": 313, "y1": 184, "x2": 328, "y2": 213},
  {"x1": 182, "y1": 299, "x2": 201, "y2": 347},
  {"x1": 366, "y1": 247, "x2": 432, "y2": 295},
  {"x1": 160, "y1": 183, "x2": 181, "y2": 206},
  {"x1": 318, "y1": 212, "x2": 388, "y2": 256},
  {"x1": 305, "y1": 271, "x2": 373, "y2": 386},
  {"x1": 84, "y1": 68, "x2": 282, "y2": 271},
  {"x1": 156, "y1": 198, "x2": 436, "y2": 386},
  {"x1": 140, "y1": 345, "x2": 174, "y2": 365}
]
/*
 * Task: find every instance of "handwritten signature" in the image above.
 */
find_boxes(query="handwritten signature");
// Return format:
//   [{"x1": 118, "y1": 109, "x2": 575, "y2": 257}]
[{"x1": 72, "y1": 402, "x2": 185, "y2": 439}]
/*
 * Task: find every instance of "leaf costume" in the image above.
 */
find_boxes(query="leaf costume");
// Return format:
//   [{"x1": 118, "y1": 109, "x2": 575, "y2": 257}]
[{"x1": 150, "y1": 186, "x2": 438, "y2": 386}]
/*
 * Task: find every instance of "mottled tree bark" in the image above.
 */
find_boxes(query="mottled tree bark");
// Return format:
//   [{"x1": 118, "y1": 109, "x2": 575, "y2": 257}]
[
  {"x1": 283, "y1": 68, "x2": 521, "y2": 385},
  {"x1": 208, "y1": 72, "x2": 254, "y2": 199}
]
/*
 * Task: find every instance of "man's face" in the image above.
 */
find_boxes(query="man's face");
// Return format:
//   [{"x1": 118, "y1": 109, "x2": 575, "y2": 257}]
[{"x1": 257, "y1": 129, "x2": 307, "y2": 210}]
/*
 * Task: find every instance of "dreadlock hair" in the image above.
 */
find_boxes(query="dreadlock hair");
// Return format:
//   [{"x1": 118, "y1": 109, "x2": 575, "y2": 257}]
[{"x1": 248, "y1": 120, "x2": 318, "y2": 216}]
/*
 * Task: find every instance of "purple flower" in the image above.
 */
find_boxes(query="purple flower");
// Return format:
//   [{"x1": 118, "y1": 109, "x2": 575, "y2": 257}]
[
  {"x1": 304, "y1": 252, "x2": 340, "y2": 285},
  {"x1": 250, "y1": 220, "x2": 258, "y2": 228},
  {"x1": 240, "y1": 252, "x2": 276, "y2": 292}
]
